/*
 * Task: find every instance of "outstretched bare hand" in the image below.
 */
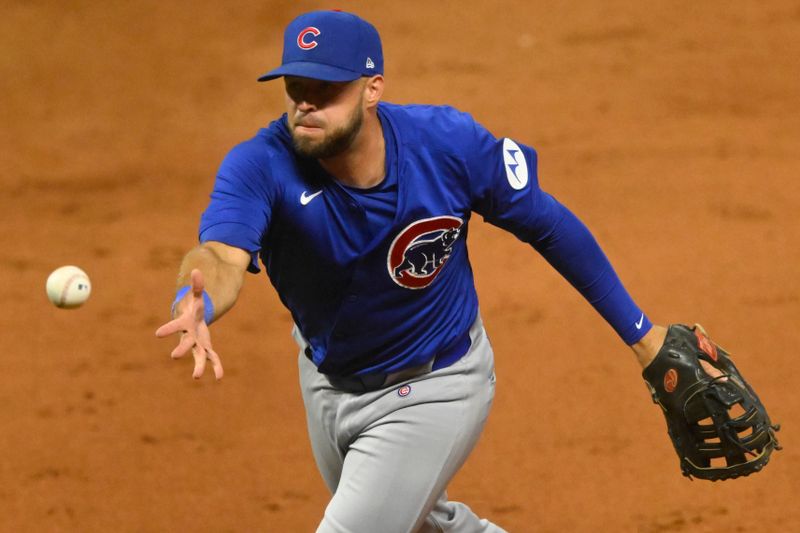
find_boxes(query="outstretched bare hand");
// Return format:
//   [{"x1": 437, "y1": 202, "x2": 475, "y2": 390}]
[{"x1": 155, "y1": 269, "x2": 224, "y2": 380}]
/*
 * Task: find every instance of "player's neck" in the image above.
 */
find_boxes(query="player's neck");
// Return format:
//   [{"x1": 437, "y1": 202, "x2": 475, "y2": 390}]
[{"x1": 319, "y1": 111, "x2": 385, "y2": 189}]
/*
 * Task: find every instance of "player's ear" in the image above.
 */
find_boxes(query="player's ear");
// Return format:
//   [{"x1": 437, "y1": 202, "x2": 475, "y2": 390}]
[{"x1": 363, "y1": 75, "x2": 384, "y2": 109}]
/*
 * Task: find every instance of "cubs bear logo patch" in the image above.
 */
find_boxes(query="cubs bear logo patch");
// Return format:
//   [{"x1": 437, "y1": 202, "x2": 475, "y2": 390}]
[{"x1": 387, "y1": 216, "x2": 464, "y2": 289}]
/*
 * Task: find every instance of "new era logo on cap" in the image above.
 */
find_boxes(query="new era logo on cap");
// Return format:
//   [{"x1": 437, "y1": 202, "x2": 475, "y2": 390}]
[{"x1": 258, "y1": 10, "x2": 384, "y2": 83}]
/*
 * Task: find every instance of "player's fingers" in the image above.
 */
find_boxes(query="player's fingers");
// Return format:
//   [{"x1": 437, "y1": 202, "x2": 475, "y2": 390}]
[
  {"x1": 155, "y1": 318, "x2": 184, "y2": 338},
  {"x1": 700, "y1": 359, "x2": 728, "y2": 382},
  {"x1": 171, "y1": 332, "x2": 195, "y2": 359},
  {"x1": 191, "y1": 269, "x2": 204, "y2": 297},
  {"x1": 192, "y1": 344, "x2": 208, "y2": 379},
  {"x1": 207, "y1": 348, "x2": 224, "y2": 381}
]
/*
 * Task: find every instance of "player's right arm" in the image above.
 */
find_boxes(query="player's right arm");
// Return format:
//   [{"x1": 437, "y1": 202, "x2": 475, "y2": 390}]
[
  {"x1": 155, "y1": 241, "x2": 250, "y2": 381},
  {"x1": 175, "y1": 240, "x2": 251, "y2": 320},
  {"x1": 157, "y1": 133, "x2": 278, "y2": 380}
]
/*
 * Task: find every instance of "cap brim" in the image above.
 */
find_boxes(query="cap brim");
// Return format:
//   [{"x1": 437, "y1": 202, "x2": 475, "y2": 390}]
[{"x1": 257, "y1": 62, "x2": 363, "y2": 82}]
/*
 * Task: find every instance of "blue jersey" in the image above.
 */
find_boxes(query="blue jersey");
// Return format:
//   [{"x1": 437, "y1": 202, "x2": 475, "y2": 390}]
[{"x1": 199, "y1": 103, "x2": 651, "y2": 376}]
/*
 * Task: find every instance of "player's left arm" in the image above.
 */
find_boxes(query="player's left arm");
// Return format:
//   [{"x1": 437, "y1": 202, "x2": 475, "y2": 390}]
[
  {"x1": 630, "y1": 324, "x2": 667, "y2": 367},
  {"x1": 462, "y1": 115, "x2": 667, "y2": 357},
  {"x1": 459, "y1": 116, "x2": 778, "y2": 480}
]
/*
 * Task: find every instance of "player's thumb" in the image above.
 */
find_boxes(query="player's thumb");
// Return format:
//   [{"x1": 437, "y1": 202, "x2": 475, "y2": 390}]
[
  {"x1": 699, "y1": 359, "x2": 728, "y2": 382},
  {"x1": 190, "y1": 269, "x2": 205, "y2": 297}
]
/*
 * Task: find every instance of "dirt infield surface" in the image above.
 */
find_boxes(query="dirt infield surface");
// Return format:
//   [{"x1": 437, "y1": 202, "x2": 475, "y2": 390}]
[{"x1": 2, "y1": 1, "x2": 798, "y2": 531}]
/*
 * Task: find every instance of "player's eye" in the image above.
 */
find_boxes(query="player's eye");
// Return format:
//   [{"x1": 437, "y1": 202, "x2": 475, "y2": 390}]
[{"x1": 285, "y1": 83, "x2": 301, "y2": 99}]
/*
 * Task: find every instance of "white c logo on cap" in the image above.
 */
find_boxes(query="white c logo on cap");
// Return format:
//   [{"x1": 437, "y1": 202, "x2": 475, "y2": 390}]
[{"x1": 297, "y1": 27, "x2": 321, "y2": 50}]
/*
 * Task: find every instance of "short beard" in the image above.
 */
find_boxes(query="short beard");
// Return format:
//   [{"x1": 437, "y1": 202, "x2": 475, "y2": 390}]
[{"x1": 291, "y1": 104, "x2": 364, "y2": 160}]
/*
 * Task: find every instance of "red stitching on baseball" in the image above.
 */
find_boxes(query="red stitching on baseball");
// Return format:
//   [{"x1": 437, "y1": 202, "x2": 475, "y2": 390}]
[{"x1": 59, "y1": 273, "x2": 82, "y2": 307}]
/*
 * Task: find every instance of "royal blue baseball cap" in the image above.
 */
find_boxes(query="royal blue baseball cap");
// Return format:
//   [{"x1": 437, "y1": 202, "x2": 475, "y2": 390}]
[{"x1": 258, "y1": 10, "x2": 383, "y2": 82}]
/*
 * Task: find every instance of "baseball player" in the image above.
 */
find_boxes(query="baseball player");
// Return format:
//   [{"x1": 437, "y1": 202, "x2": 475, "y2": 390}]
[{"x1": 156, "y1": 9, "x2": 778, "y2": 533}]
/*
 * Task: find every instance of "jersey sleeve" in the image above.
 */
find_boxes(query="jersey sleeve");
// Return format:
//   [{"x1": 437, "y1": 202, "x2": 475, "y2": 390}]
[
  {"x1": 464, "y1": 118, "x2": 652, "y2": 344},
  {"x1": 198, "y1": 141, "x2": 275, "y2": 273}
]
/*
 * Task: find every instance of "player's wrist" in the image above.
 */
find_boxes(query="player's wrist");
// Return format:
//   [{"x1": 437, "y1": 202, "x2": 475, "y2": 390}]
[
  {"x1": 171, "y1": 285, "x2": 215, "y2": 324},
  {"x1": 631, "y1": 324, "x2": 667, "y2": 369}
]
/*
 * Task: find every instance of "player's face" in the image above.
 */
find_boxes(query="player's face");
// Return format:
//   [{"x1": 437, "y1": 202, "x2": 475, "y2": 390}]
[{"x1": 284, "y1": 76, "x2": 366, "y2": 159}]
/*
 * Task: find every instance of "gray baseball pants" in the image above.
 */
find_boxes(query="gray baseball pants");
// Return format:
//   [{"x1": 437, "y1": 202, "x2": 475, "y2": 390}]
[{"x1": 296, "y1": 315, "x2": 508, "y2": 533}]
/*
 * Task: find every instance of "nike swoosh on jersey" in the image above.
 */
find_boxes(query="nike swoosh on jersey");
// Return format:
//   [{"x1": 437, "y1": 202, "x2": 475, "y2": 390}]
[
  {"x1": 635, "y1": 314, "x2": 645, "y2": 329},
  {"x1": 300, "y1": 190, "x2": 323, "y2": 205}
]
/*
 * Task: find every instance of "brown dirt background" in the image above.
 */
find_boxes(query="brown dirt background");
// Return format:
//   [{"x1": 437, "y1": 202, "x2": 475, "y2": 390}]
[{"x1": 2, "y1": 1, "x2": 798, "y2": 531}]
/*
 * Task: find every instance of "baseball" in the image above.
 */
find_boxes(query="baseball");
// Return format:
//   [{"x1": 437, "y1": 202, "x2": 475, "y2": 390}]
[{"x1": 46, "y1": 265, "x2": 92, "y2": 308}]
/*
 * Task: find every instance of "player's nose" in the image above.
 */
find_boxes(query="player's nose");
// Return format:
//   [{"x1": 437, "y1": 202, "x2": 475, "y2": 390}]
[
  {"x1": 286, "y1": 85, "x2": 317, "y2": 112},
  {"x1": 296, "y1": 99, "x2": 316, "y2": 113}
]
